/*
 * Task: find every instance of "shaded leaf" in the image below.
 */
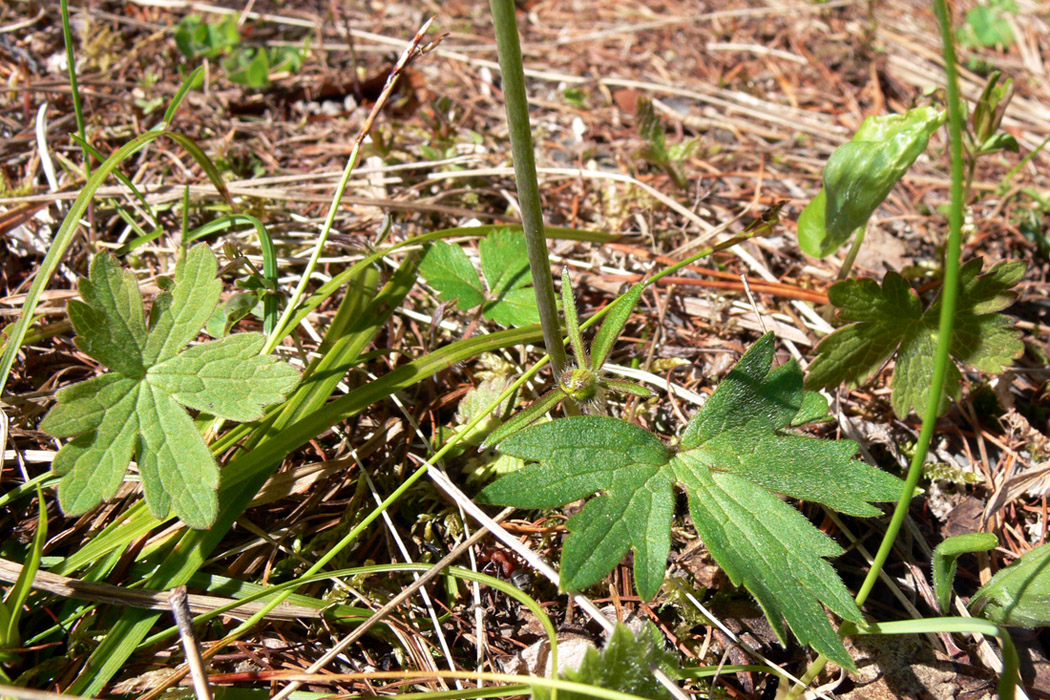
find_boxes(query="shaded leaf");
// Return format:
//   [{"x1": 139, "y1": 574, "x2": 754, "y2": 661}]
[
  {"x1": 806, "y1": 259, "x2": 1025, "y2": 417},
  {"x1": 970, "y1": 542, "x2": 1050, "y2": 628},
  {"x1": 484, "y1": 287, "x2": 541, "y2": 327},
  {"x1": 206, "y1": 291, "x2": 259, "y2": 337},
  {"x1": 480, "y1": 229, "x2": 532, "y2": 295}
]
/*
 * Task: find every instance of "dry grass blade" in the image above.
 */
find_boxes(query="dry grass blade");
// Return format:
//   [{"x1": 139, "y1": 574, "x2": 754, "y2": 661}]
[{"x1": 0, "y1": 558, "x2": 321, "y2": 621}]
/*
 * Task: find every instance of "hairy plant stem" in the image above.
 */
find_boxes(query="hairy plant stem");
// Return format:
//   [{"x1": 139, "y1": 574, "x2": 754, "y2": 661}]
[
  {"x1": 489, "y1": 0, "x2": 567, "y2": 378},
  {"x1": 787, "y1": 0, "x2": 1016, "y2": 696}
]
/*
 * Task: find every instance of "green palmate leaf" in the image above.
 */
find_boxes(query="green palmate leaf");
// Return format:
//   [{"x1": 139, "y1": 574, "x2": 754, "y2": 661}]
[
  {"x1": 535, "y1": 622, "x2": 678, "y2": 700},
  {"x1": 798, "y1": 106, "x2": 946, "y2": 258},
  {"x1": 481, "y1": 333, "x2": 902, "y2": 669},
  {"x1": 40, "y1": 245, "x2": 300, "y2": 528},
  {"x1": 806, "y1": 258, "x2": 1025, "y2": 418},
  {"x1": 419, "y1": 231, "x2": 539, "y2": 326},
  {"x1": 418, "y1": 241, "x2": 485, "y2": 310}
]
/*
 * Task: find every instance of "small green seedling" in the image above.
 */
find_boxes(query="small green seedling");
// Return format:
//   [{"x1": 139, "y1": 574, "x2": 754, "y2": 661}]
[
  {"x1": 805, "y1": 258, "x2": 1025, "y2": 418},
  {"x1": 970, "y1": 542, "x2": 1050, "y2": 628},
  {"x1": 481, "y1": 333, "x2": 903, "y2": 668},
  {"x1": 957, "y1": 0, "x2": 1017, "y2": 50},
  {"x1": 931, "y1": 532, "x2": 998, "y2": 613},
  {"x1": 419, "y1": 229, "x2": 548, "y2": 327},
  {"x1": 205, "y1": 242, "x2": 278, "y2": 337},
  {"x1": 482, "y1": 270, "x2": 651, "y2": 446},
  {"x1": 174, "y1": 14, "x2": 240, "y2": 60},
  {"x1": 534, "y1": 622, "x2": 679, "y2": 700},
  {"x1": 174, "y1": 14, "x2": 308, "y2": 88},
  {"x1": 40, "y1": 245, "x2": 300, "y2": 528},
  {"x1": 967, "y1": 72, "x2": 1017, "y2": 160},
  {"x1": 798, "y1": 105, "x2": 945, "y2": 259},
  {"x1": 636, "y1": 96, "x2": 699, "y2": 192}
]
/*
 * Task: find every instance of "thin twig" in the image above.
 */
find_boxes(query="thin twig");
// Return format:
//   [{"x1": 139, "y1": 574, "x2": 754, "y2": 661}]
[
  {"x1": 0, "y1": 557, "x2": 320, "y2": 620},
  {"x1": 169, "y1": 586, "x2": 213, "y2": 700}
]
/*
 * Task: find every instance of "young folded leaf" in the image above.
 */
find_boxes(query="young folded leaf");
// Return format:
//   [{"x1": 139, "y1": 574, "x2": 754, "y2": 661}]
[
  {"x1": 805, "y1": 258, "x2": 1025, "y2": 418},
  {"x1": 40, "y1": 245, "x2": 300, "y2": 529},
  {"x1": 481, "y1": 333, "x2": 902, "y2": 669},
  {"x1": 798, "y1": 106, "x2": 945, "y2": 258}
]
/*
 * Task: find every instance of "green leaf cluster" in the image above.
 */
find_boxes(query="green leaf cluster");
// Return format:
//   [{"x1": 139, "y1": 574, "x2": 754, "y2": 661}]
[
  {"x1": 418, "y1": 229, "x2": 541, "y2": 327},
  {"x1": 174, "y1": 15, "x2": 240, "y2": 60},
  {"x1": 798, "y1": 106, "x2": 946, "y2": 258},
  {"x1": 173, "y1": 15, "x2": 307, "y2": 88},
  {"x1": 805, "y1": 258, "x2": 1025, "y2": 418},
  {"x1": 481, "y1": 333, "x2": 903, "y2": 668},
  {"x1": 535, "y1": 623, "x2": 679, "y2": 700},
  {"x1": 40, "y1": 245, "x2": 300, "y2": 529},
  {"x1": 957, "y1": 0, "x2": 1017, "y2": 49}
]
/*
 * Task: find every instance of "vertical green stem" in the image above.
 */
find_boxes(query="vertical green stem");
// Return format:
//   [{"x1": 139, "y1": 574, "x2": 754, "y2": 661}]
[
  {"x1": 489, "y1": 0, "x2": 566, "y2": 377},
  {"x1": 59, "y1": 0, "x2": 91, "y2": 178},
  {"x1": 854, "y1": 0, "x2": 964, "y2": 609},
  {"x1": 787, "y1": 2, "x2": 967, "y2": 696}
]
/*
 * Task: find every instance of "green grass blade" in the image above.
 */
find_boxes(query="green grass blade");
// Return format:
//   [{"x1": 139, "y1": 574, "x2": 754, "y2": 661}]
[
  {"x1": 0, "y1": 129, "x2": 167, "y2": 396},
  {"x1": 165, "y1": 132, "x2": 236, "y2": 210},
  {"x1": 72, "y1": 136, "x2": 159, "y2": 229},
  {"x1": 163, "y1": 66, "x2": 204, "y2": 126},
  {"x1": 2, "y1": 487, "x2": 47, "y2": 644},
  {"x1": 59, "y1": 0, "x2": 89, "y2": 178}
]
